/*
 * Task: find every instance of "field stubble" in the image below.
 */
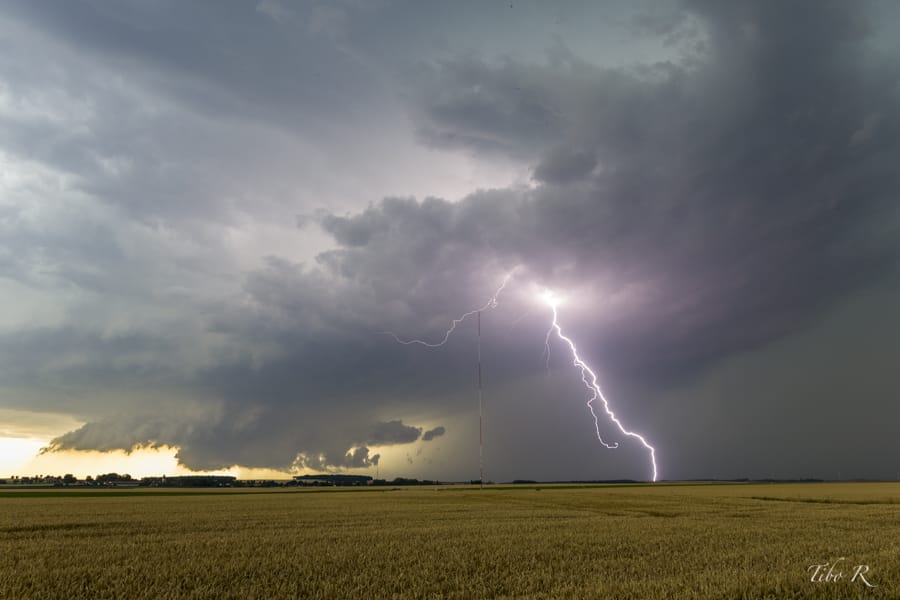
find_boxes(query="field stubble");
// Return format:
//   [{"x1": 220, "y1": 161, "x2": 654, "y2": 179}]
[{"x1": 1, "y1": 483, "x2": 899, "y2": 599}]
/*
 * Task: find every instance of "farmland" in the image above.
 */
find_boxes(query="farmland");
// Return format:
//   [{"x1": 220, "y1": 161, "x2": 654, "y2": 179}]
[{"x1": 1, "y1": 483, "x2": 899, "y2": 599}]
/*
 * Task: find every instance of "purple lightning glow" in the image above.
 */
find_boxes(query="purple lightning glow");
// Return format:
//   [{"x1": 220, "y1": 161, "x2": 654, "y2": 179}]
[
  {"x1": 382, "y1": 277, "x2": 659, "y2": 482},
  {"x1": 379, "y1": 275, "x2": 510, "y2": 346},
  {"x1": 540, "y1": 290, "x2": 659, "y2": 482},
  {"x1": 541, "y1": 324, "x2": 553, "y2": 372}
]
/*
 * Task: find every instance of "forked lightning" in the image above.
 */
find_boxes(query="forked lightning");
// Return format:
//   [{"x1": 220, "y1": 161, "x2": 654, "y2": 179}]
[
  {"x1": 539, "y1": 290, "x2": 658, "y2": 481},
  {"x1": 383, "y1": 278, "x2": 660, "y2": 482}
]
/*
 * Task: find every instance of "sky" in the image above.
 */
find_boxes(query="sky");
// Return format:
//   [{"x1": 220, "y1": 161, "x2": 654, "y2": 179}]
[{"x1": 1, "y1": 0, "x2": 899, "y2": 482}]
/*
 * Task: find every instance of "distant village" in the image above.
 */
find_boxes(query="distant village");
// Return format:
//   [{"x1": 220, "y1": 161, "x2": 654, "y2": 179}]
[{"x1": 0, "y1": 473, "x2": 452, "y2": 488}]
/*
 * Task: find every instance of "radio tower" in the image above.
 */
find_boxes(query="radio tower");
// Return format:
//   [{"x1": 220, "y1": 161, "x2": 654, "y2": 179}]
[{"x1": 478, "y1": 310, "x2": 484, "y2": 489}]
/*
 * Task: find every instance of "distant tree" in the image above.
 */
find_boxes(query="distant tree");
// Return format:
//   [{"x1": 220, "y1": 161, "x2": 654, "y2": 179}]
[
  {"x1": 62, "y1": 474, "x2": 77, "y2": 485},
  {"x1": 391, "y1": 478, "x2": 423, "y2": 486},
  {"x1": 96, "y1": 473, "x2": 133, "y2": 485}
]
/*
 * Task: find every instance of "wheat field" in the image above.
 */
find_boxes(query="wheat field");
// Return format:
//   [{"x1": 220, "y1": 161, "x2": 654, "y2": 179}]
[{"x1": 1, "y1": 483, "x2": 899, "y2": 599}]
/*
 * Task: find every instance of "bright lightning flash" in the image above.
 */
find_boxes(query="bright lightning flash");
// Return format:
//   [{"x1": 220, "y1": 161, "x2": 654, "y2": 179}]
[
  {"x1": 538, "y1": 290, "x2": 563, "y2": 370},
  {"x1": 538, "y1": 289, "x2": 562, "y2": 308},
  {"x1": 540, "y1": 290, "x2": 659, "y2": 482},
  {"x1": 382, "y1": 276, "x2": 659, "y2": 482}
]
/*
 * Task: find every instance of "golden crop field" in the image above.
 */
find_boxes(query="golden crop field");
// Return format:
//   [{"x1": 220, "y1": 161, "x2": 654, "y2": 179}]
[{"x1": 1, "y1": 483, "x2": 899, "y2": 599}]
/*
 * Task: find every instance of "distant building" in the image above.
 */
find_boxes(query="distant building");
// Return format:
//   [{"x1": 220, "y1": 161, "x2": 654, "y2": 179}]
[
  {"x1": 141, "y1": 475, "x2": 236, "y2": 487},
  {"x1": 107, "y1": 480, "x2": 140, "y2": 487}
]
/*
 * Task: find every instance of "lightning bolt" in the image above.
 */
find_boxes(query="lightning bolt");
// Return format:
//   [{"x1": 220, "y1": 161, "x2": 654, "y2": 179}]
[
  {"x1": 543, "y1": 294, "x2": 658, "y2": 482},
  {"x1": 541, "y1": 325, "x2": 553, "y2": 372},
  {"x1": 379, "y1": 275, "x2": 511, "y2": 346},
  {"x1": 382, "y1": 276, "x2": 660, "y2": 483}
]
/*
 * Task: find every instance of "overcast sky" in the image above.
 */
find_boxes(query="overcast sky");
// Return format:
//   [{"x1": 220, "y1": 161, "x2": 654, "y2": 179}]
[{"x1": 1, "y1": 0, "x2": 899, "y2": 482}]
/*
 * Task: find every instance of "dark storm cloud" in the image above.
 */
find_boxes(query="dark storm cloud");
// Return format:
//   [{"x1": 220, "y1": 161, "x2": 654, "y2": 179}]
[
  {"x1": 292, "y1": 0, "x2": 899, "y2": 478},
  {"x1": 422, "y1": 426, "x2": 446, "y2": 442},
  {"x1": 531, "y1": 146, "x2": 597, "y2": 185},
  {"x1": 367, "y1": 420, "x2": 422, "y2": 445},
  {"x1": 45, "y1": 415, "x2": 198, "y2": 456},
  {"x1": 410, "y1": 55, "x2": 565, "y2": 159},
  {"x1": 0, "y1": 0, "x2": 370, "y2": 125},
  {"x1": 0, "y1": 328, "x2": 174, "y2": 389},
  {"x1": 4, "y1": 1, "x2": 899, "y2": 479},
  {"x1": 0, "y1": 0, "x2": 419, "y2": 244},
  {"x1": 356, "y1": 448, "x2": 380, "y2": 468},
  {"x1": 324, "y1": 0, "x2": 900, "y2": 384},
  {"x1": 47, "y1": 404, "x2": 405, "y2": 472}
]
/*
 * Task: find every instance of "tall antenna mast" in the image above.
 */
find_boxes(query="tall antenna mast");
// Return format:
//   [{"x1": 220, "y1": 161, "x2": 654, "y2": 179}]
[{"x1": 478, "y1": 310, "x2": 484, "y2": 489}]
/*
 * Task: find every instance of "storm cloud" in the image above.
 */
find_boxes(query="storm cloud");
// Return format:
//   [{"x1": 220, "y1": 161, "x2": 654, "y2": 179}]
[
  {"x1": 1, "y1": 0, "x2": 898, "y2": 480},
  {"x1": 422, "y1": 427, "x2": 446, "y2": 442}
]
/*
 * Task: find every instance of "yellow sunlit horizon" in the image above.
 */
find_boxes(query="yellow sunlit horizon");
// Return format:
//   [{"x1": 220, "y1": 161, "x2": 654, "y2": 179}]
[
  {"x1": 0, "y1": 408, "x2": 434, "y2": 481},
  {"x1": 0, "y1": 437, "x2": 401, "y2": 481}
]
